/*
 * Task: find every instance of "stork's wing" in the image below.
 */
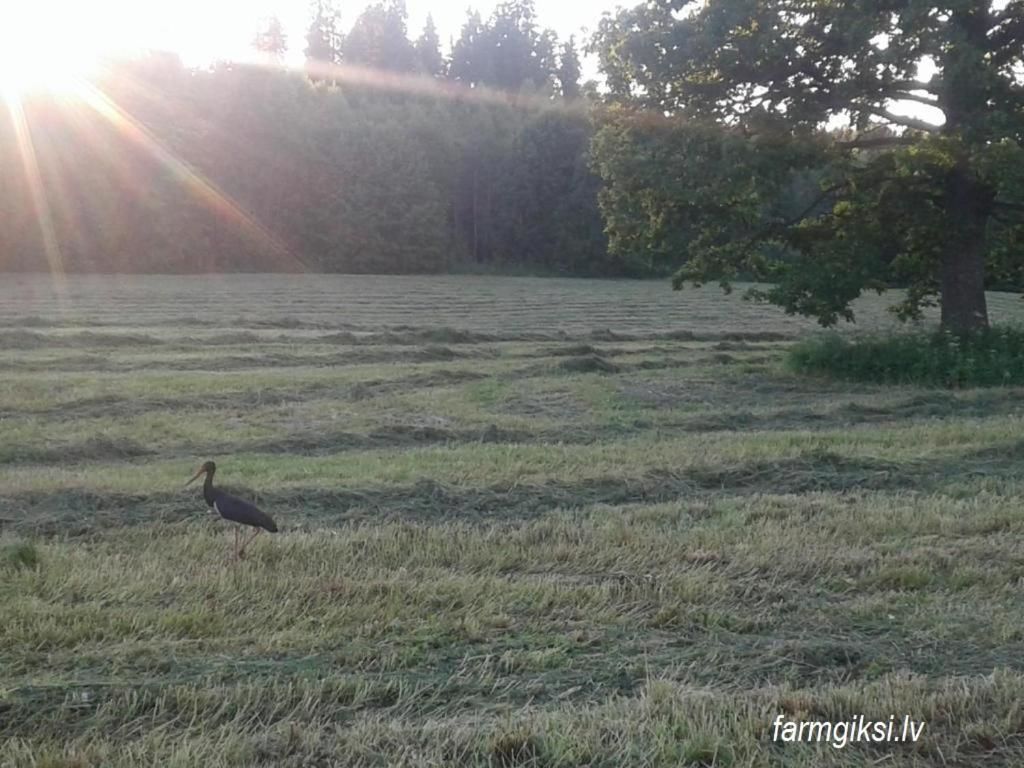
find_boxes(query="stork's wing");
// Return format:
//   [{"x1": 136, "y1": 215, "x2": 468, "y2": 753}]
[
  {"x1": 213, "y1": 491, "x2": 278, "y2": 532},
  {"x1": 221, "y1": 484, "x2": 262, "y2": 503}
]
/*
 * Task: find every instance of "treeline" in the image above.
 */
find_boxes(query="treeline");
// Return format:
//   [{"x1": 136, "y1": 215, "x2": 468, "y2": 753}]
[{"x1": 0, "y1": 1, "x2": 628, "y2": 275}]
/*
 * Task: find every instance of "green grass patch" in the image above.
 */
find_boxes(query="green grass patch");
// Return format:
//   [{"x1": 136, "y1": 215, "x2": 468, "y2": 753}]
[{"x1": 787, "y1": 327, "x2": 1024, "y2": 387}]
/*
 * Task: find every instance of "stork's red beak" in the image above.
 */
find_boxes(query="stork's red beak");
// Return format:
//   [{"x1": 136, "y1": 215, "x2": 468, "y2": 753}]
[{"x1": 185, "y1": 467, "x2": 206, "y2": 487}]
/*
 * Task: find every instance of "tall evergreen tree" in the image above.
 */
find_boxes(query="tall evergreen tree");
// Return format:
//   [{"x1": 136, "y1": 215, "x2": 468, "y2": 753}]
[
  {"x1": 449, "y1": 10, "x2": 485, "y2": 87},
  {"x1": 253, "y1": 16, "x2": 288, "y2": 65},
  {"x1": 415, "y1": 14, "x2": 444, "y2": 77},
  {"x1": 556, "y1": 36, "x2": 581, "y2": 100},
  {"x1": 304, "y1": 0, "x2": 342, "y2": 73},
  {"x1": 487, "y1": 1, "x2": 551, "y2": 93},
  {"x1": 342, "y1": 0, "x2": 416, "y2": 73},
  {"x1": 448, "y1": 1, "x2": 559, "y2": 95}
]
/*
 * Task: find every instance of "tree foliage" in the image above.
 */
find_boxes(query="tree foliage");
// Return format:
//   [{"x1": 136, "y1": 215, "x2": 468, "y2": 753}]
[
  {"x1": 305, "y1": 0, "x2": 343, "y2": 69},
  {"x1": 253, "y1": 16, "x2": 288, "y2": 65},
  {"x1": 557, "y1": 37, "x2": 582, "y2": 101},
  {"x1": 450, "y1": 1, "x2": 558, "y2": 95},
  {"x1": 342, "y1": 0, "x2": 417, "y2": 73},
  {"x1": 415, "y1": 14, "x2": 445, "y2": 77},
  {"x1": 0, "y1": 33, "x2": 607, "y2": 275},
  {"x1": 591, "y1": 0, "x2": 1024, "y2": 331}
]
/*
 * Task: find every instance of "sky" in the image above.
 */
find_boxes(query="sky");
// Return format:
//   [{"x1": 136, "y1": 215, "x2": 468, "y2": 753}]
[{"x1": 0, "y1": 1, "x2": 607, "y2": 77}]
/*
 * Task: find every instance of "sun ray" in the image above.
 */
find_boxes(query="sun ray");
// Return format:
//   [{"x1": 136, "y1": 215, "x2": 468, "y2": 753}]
[
  {"x1": 4, "y1": 96, "x2": 68, "y2": 302},
  {"x1": 73, "y1": 80, "x2": 305, "y2": 272},
  {"x1": 299, "y1": 58, "x2": 590, "y2": 117}
]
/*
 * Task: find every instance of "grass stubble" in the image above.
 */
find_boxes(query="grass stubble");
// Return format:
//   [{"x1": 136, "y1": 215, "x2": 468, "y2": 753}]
[{"x1": 3, "y1": 276, "x2": 1024, "y2": 766}]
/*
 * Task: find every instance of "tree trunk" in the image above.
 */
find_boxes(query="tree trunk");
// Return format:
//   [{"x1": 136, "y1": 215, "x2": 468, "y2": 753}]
[
  {"x1": 940, "y1": 164, "x2": 990, "y2": 333},
  {"x1": 472, "y1": 161, "x2": 480, "y2": 263}
]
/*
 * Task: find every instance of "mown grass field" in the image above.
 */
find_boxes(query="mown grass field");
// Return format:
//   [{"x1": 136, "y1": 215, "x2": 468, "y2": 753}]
[{"x1": 5, "y1": 274, "x2": 1024, "y2": 767}]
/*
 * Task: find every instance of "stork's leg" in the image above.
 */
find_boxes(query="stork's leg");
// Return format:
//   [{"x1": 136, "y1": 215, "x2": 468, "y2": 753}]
[{"x1": 238, "y1": 528, "x2": 261, "y2": 560}]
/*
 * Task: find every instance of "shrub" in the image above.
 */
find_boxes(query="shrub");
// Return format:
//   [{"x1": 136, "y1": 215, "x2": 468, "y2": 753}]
[{"x1": 786, "y1": 327, "x2": 1024, "y2": 387}]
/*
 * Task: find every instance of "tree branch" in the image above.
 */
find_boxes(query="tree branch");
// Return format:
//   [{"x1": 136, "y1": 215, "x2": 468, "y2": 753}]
[
  {"x1": 993, "y1": 199, "x2": 1024, "y2": 214},
  {"x1": 835, "y1": 135, "x2": 918, "y2": 149},
  {"x1": 989, "y1": 11, "x2": 1024, "y2": 66},
  {"x1": 888, "y1": 90, "x2": 942, "y2": 108},
  {"x1": 889, "y1": 79, "x2": 943, "y2": 94},
  {"x1": 861, "y1": 104, "x2": 942, "y2": 133},
  {"x1": 994, "y1": 1, "x2": 1024, "y2": 24},
  {"x1": 720, "y1": 182, "x2": 850, "y2": 261},
  {"x1": 771, "y1": 181, "x2": 848, "y2": 229}
]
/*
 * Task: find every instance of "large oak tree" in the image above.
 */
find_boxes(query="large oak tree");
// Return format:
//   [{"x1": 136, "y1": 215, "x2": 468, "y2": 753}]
[{"x1": 591, "y1": 0, "x2": 1024, "y2": 331}]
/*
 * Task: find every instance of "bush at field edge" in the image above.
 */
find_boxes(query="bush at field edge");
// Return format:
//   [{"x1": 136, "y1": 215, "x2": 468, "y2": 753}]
[{"x1": 786, "y1": 326, "x2": 1024, "y2": 387}]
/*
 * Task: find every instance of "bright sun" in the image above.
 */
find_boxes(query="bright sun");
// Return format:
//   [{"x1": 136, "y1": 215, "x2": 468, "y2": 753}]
[{"x1": 0, "y1": 5, "x2": 108, "y2": 100}]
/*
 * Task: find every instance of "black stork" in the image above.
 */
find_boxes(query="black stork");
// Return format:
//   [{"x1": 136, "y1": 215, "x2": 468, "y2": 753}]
[{"x1": 186, "y1": 461, "x2": 278, "y2": 559}]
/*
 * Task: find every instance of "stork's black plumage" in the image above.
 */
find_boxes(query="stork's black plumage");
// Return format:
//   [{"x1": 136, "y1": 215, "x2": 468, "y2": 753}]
[{"x1": 186, "y1": 461, "x2": 277, "y2": 559}]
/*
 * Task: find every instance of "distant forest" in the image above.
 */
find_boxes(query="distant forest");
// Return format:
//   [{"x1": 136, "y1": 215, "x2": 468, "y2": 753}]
[{"x1": 0, "y1": 1, "x2": 628, "y2": 276}]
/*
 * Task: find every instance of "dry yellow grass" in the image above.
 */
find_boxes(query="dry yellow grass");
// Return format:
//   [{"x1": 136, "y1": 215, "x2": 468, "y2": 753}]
[{"x1": 3, "y1": 275, "x2": 1024, "y2": 766}]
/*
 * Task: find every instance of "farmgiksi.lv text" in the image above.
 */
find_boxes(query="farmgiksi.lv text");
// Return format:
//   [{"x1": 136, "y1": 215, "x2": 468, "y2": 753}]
[{"x1": 771, "y1": 714, "x2": 925, "y2": 749}]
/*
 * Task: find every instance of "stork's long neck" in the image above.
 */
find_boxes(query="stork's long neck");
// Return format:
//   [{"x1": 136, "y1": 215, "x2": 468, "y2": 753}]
[{"x1": 203, "y1": 470, "x2": 216, "y2": 506}]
